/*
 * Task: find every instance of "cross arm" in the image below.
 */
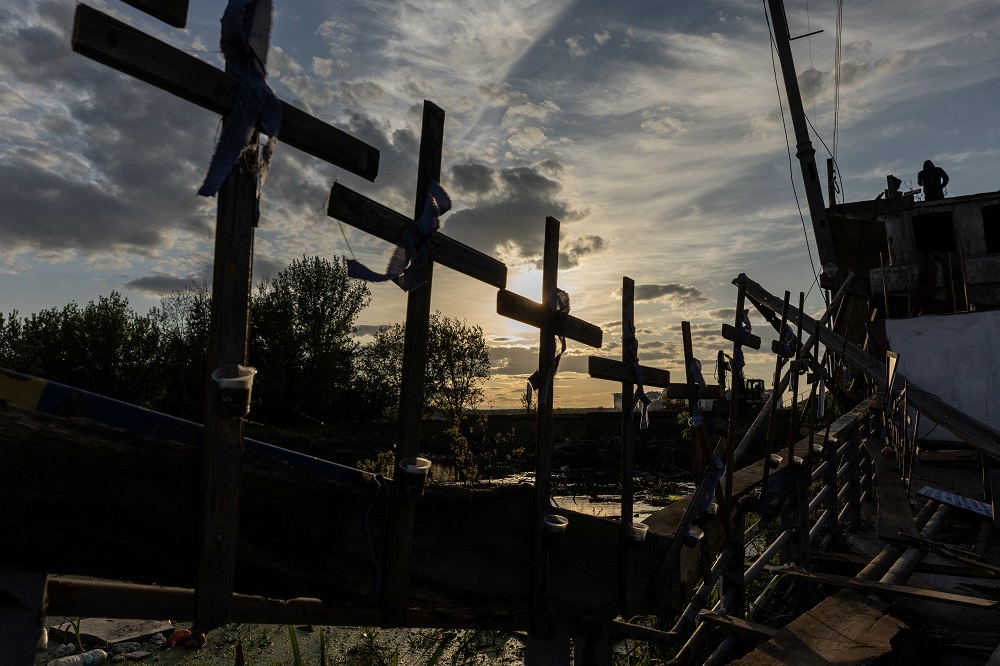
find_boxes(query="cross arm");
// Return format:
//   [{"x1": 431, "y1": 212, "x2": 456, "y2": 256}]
[
  {"x1": 666, "y1": 383, "x2": 725, "y2": 400},
  {"x1": 587, "y1": 356, "x2": 670, "y2": 388},
  {"x1": 120, "y1": 0, "x2": 189, "y2": 28},
  {"x1": 720, "y1": 323, "x2": 762, "y2": 350},
  {"x1": 496, "y1": 290, "x2": 602, "y2": 348},
  {"x1": 328, "y1": 183, "x2": 507, "y2": 289},
  {"x1": 71, "y1": 5, "x2": 379, "y2": 181}
]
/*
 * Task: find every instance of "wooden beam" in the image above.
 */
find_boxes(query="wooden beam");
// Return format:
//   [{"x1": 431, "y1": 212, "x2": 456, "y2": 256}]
[
  {"x1": 766, "y1": 566, "x2": 999, "y2": 608},
  {"x1": 194, "y1": 124, "x2": 258, "y2": 634},
  {"x1": 587, "y1": 356, "x2": 670, "y2": 388},
  {"x1": 119, "y1": 0, "x2": 189, "y2": 28},
  {"x1": 382, "y1": 102, "x2": 445, "y2": 627},
  {"x1": 327, "y1": 183, "x2": 506, "y2": 289},
  {"x1": 497, "y1": 289, "x2": 602, "y2": 348},
  {"x1": 665, "y1": 383, "x2": 725, "y2": 400},
  {"x1": 698, "y1": 611, "x2": 777, "y2": 639},
  {"x1": 71, "y1": 5, "x2": 379, "y2": 181},
  {"x1": 721, "y1": 323, "x2": 762, "y2": 350}
]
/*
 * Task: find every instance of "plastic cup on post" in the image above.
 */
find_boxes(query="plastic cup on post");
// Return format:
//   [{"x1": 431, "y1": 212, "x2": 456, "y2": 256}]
[
  {"x1": 544, "y1": 514, "x2": 569, "y2": 548},
  {"x1": 211, "y1": 364, "x2": 257, "y2": 417},
  {"x1": 628, "y1": 522, "x2": 649, "y2": 546},
  {"x1": 398, "y1": 457, "x2": 432, "y2": 496}
]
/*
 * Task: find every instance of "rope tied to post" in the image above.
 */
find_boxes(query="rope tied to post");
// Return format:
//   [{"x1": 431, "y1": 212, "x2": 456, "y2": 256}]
[
  {"x1": 347, "y1": 180, "x2": 451, "y2": 291},
  {"x1": 527, "y1": 287, "x2": 570, "y2": 407},
  {"x1": 623, "y1": 317, "x2": 652, "y2": 429}
]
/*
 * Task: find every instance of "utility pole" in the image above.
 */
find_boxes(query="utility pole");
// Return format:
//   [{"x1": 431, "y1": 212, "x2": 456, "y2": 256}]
[{"x1": 766, "y1": 0, "x2": 841, "y2": 290}]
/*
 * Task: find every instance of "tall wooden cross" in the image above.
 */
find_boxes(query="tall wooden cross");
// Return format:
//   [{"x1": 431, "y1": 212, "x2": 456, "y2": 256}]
[
  {"x1": 327, "y1": 101, "x2": 507, "y2": 627},
  {"x1": 71, "y1": 3, "x2": 380, "y2": 633},
  {"x1": 586, "y1": 276, "x2": 671, "y2": 617},
  {"x1": 495, "y1": 217, "x2": 602, "y2": 664}
]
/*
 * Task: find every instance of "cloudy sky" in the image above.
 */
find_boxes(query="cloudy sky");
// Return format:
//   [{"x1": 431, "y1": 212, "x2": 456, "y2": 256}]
[{"x1": 2, "y1": 0, "x2": 999, "y2": 408}]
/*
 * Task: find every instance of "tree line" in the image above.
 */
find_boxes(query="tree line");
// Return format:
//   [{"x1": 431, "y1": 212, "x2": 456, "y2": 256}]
[{"x1": 0, "y1": 256, "x2": 491, "y2": 426}]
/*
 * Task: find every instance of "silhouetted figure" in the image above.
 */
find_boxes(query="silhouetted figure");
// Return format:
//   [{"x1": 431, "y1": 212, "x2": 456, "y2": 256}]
[{"x1": 918, "y1": 159, "x2": 949, "y2": 201}]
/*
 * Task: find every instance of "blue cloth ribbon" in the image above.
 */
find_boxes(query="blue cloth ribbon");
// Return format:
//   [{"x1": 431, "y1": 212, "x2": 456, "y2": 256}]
[
  {"x1": 198, "y1": 0, "x2": 282, "y2": 198},
  {"x1": 347, "y1": 181, "x2": 451, "y2": 291},
  {"x1": 623, "y1": 318, "x2": 651, "y2": 429},
  {"x1": 527, "y1": 287, "x2": 570, "y2": 407}
]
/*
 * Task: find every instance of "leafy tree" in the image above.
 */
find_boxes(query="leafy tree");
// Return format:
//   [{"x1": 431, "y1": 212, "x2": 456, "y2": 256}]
[
  {"x1": 358, "y1": 312, "x2": 491, "y2": 422},
  {"x1": 0, "y1": 293, "x2": 162, "y2": 407},
  {"x1": 249, "y1": 255, "x2": 371, "y2": 424},
  {"x1": 149, "y1": 282, "x2": 212, "y2": 420}
]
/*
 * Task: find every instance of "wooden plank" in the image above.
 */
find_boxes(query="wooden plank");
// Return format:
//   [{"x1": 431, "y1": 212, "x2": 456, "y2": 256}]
[
  {"x1": 71, "y1": 5, "x2": 379, "y2": 181},
  {"x1": 698, "y1": 611, "x2": 777, "y2": 639},
  {"x1": 729, "y1": 590, "x2": 902, "y2": 666},
  {"x1": 665, "y1": 383, "x2": 725, "y2": 400},
  {"x1": 587, "y1": 355, "x2": 670, "y2": 388},
  {"x1": 619, "y1": 277, "x2": 636, "y2": 618},
  {"x1": 194, "y1": 129, "x2": 258, "y2": 633},
  {"x1": 496, "y1": 289, "x2": 602, "y2": 348},
  {"x1": 327, "y1": 183, "x2": 506, "y2": 289},
  {"x1": 721, "y1": 323, "x2": 762, "y2": 350},
  {"x1": 120, "y1": 0, "x2": 189, "y2": 28},
  {"x1": 862, "y1": 436, "x2": 918, "y2": 542},
  {"x1": 767, "y1": 566, "x2": 999, "y2": 608},
  {"x1": 382, "y1": 102, "x2": 445, "y2": 627}
]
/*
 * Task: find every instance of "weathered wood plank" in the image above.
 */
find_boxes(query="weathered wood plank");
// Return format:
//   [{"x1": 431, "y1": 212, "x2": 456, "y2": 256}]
[
  {"x1": 767, "y1": 566, "x2": 999, "y2": 608},
  {"x1": 382, "y1": 102, "x2": 445, "y2": 627},
  {"x1": 587, "y1": 356, "x2": 670, "y2": 388},
  {"x1": 698, "y1": 611, "x2": 777, "y2": 639},
  {"x1": 862, "y1": 436, "x2": 919, "y2": 542},
  {"x1": 730, "y1": 590, "x2": 902, "y2": 666},
  {"x1": 71, "y1": 5, "x2": 379, "y2": 181},
  {"x1": 721, "y1": 323, "x2": 762, "y2": 350},
  {"x1": 120, "y1": 0, "x2": 189, "y2": 28},
  {"x1": 327, "y1": 183, "x2": 506, "y2": 289},
  {"x1": 194, "y1": 126, "x2": 258, "y2": 632},
  {"x1": 496, "y1": 289, "x2": 602, "y2": 348},
  {"x1": 664, "y1": 383, "x2": 725, "y2": 400}
]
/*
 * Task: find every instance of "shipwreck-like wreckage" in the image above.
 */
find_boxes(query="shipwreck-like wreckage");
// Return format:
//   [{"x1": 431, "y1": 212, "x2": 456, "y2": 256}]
[{"x1": 4, "y1": 1, "x2": 1000, "y2": 664}]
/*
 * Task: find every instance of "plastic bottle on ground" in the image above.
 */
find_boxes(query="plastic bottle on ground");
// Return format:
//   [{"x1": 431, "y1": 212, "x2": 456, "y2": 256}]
[{"x1": 46, "y1": 648, "x2": 108, "y2": 666}]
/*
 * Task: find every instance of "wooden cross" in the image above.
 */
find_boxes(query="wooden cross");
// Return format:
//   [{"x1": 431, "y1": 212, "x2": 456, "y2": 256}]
[
  {"x1": 494, "y1": 216, "x2": 602, "y2": 662},
  {"x1": 586, "y1": 276, "x2": 671, "y2": 616},
  {"x1": 327, "y1": 101, "x2": 507, "y2": 627},
  {"x1": 71, "y1": 3, "x2": 381, "y2": 633}
]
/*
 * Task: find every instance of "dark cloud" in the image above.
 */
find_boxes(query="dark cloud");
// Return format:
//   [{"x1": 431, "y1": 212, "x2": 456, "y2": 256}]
[
  {"x1": 612, "y1": 283, "x2": 712, "y2": 308},
  {"x1": 125, "y1": 274, "x2": 202, "y2": 297},
  {"x1": 441, "y1": 162, "x2": 592, "y2": 266}
]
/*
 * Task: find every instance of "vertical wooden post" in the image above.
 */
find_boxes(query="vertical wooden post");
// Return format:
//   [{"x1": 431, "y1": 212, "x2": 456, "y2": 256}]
[
  {"x1": 723, "y1": 508, "x2": 746, "y2": 618},
  {"x1": 526, "y1": 216, "x2": 570, "y2": 664},
  {"x1": 682, "y1": 322, "x2": 708, "y2": 477},
  {"x1": 195, "y1": 136, "x2": 258, "y2": 634},
  {"x1": 574, "y1": 618, "x2": 612, "y2": 666},
  {"x1": 620, "y1": 277, "x2": 636, "y2": 617},
  {"x1": 0, "y1": 570, "x2": 47, "y2": 666},
  {"x1": 823, "y1": 421, "x2": 839, "y2": 543},
  {"x1": 381, "y1": 101, "x2": 445, "y2": 627},
  {"x1": 846, "y1": 425, "x2": 862, "y2": 527},
  {"x1": 725, "y1": 285, "x2": 747, "y2": 501},
  {"x1": 787, "y1": 293, "x2": 805, "y2": 464},
  {"x1": 761, "y1": 291, "x2": 791, "y2": 500}
]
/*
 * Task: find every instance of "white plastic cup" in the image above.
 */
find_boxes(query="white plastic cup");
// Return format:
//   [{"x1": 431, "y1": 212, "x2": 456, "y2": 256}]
[
  {"x1": 543, "y1": 514, "x2": 569, "y2": 548},
  {"x1": 399, "y1": 457, "x2": 432, "y2": 495},
  {"x1": 628, "y1": 522, "x2": 649, "y2": 544},
  {"x1": 211, "y1": 364, "x2": 257, "y2": 417},
  {"x1": 684, "y1": 525, "x2": 704, "y2": 548},
  {"x1": 769, "y1": 454, "x2": 783, "y2": 468}
]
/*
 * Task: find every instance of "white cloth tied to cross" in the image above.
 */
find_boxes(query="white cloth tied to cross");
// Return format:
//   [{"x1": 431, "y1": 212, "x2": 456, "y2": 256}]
[
  {"x1": 347, "y1": 180, "x2": 452, "y2": 291},
  {"x1": 198, "y1": 0, "x2": 282, "y2": 198},
  {"x1": 527, "y1": 287, "x2": 570, "y2": 407}
]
